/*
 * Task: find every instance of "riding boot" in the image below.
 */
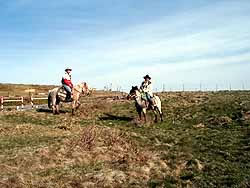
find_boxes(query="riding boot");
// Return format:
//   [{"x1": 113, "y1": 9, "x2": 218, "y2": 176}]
[
  {"x1": 66, "y1": 93, "x2": 73, "y2": 102},
  {"x1": 143, "y1": 99, "x2": 148, "y2": 108},
  {"x1": 148, "y1": 98, "x2": 155, "y2": 108}
]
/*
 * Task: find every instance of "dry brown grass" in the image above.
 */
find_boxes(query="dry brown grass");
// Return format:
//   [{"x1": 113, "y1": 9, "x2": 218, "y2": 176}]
[
  {"x1": 0, "y1": 123, "x2": 170, "y2": 187},
  {"x1": 1, "y1": 89, "x2": 250, "y2": 187}
]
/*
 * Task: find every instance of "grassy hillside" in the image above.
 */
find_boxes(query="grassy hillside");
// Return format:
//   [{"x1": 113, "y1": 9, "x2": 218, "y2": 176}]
[
  {"x1": 0, "y1": 91, "x2": 250, "y2": 187},
  {"x1": 0, "y1": 83, "x2": 57, "y2": 97}
]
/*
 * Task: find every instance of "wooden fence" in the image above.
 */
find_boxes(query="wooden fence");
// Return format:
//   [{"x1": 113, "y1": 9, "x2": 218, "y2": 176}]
[
  {"x1": 30, "y1": 94, "x2": 48, "y2": 108},
  {"x1": 0, "y1": 96, "x2": 24, "y2": 110},
  {"x1": 0, "y1": 95, "x2": 48, "y2": 110}
]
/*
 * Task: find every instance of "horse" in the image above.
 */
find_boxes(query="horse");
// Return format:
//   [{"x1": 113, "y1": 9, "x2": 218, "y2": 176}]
[
  {"x1": 127, "y1": 86, "x2": 163, "y2": 123},
  {"x1": 48, "y1": 82, "x2": 89, "y2": 115}
]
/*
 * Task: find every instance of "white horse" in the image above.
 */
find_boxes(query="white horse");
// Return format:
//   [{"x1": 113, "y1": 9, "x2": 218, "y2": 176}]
[
  {"x1": 128, "y1": 86, "x2": 163, "y2": 123},
  {"x1": 48, "y1": 82, "x2": 89, "y2": 115}
]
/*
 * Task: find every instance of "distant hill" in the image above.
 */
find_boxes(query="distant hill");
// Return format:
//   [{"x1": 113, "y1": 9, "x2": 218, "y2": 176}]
[
  {"x1": 0, "y1": 83, "x2": 127, "y2": 98},
  {"x1": 0, "y1": 83, "x2": 58, "y2": 97}
]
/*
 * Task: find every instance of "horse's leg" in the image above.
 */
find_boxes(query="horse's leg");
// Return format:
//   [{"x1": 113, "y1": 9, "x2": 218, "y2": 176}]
[
  {"x1": 51, "y1": 96, "x2": 57, "y2": 115},
  {"x1": 155, "y1": 97, "x2": 163, "y2": 122},
  {"x1": 52, "y1": 103, "x2": 59, "y2": 115},
  {"x1": 153, "y1": 109, "x2": 158, "y2": 123},
  {"x1": 156, "y1": 106, "x2": 163, "y2": 122},
  {"x1": 159, "y1": 108, "x2": 163, "y2": 122},
  {"x1": 72, "y1": 102, "x2": 75, "y2": 115},
  {"x1": 142, "y1": 108, "x2": 147, "y2": 123},
  {"x1": 72, "y1": 101, "x2": 76, "y2": 115},
  {"x1": 56, "y1": 104, "x2": 60, "y2": 114},
  {"x1": 55, "y1": 100, "x2": 60, "y2": 114},
  {"x1": 75, "y1": 101, "x2": 81, "y2": 110},
  {"x1": 72, "y1": 101, "x2": 81, "y2": 115},
  {"x1": 52, "y1": 105, "x2": 56, "y2": 115},
  {"x1": 137, "y1": 109, "x2": 142, "y2": 121},
  {"x1": 53, "y1": 105, "x2": 59, "y2": 115},
  {"x1": 72, "y1": 93, "x2": 80, "y2": 115}
]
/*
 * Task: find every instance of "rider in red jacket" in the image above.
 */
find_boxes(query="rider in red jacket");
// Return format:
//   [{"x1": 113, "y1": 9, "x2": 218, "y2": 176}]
[{"x1": 62, "y1": 67, "x2": 73, "y2": 101}]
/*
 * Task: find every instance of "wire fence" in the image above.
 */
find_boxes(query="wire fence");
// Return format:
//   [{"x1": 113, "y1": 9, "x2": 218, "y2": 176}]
[{"x1": 103, "y1": 82, "x2": 250, "y2": 93}]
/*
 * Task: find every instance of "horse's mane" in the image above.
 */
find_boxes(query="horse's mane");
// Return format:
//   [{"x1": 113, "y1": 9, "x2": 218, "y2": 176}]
[
  {"x1": 73, "y1": 82, "x2": 88, "y2": 94},
  {"x1": 75, "y1": 82, "x2": 87, "y2": 88}
]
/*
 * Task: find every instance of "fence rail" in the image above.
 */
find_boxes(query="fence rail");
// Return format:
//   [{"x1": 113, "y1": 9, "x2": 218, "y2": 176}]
[
  {"x1": 0, "y1": 95, "x2": 48, "y2": 110},
  {"x1": 1, "y1": 96, "x2": 24, "y2": 110},
  {"x1": 30, "y1": 95, "x2": 48, "y2": 108}
]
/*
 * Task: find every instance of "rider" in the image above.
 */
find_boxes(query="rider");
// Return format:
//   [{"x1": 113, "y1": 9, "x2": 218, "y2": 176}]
[
  {"x1": 61, "y1": 67, "x2": 73, "y2": 101},
  {"x1": 140, "y1": 74, "x2": 154, "y2": 107}
]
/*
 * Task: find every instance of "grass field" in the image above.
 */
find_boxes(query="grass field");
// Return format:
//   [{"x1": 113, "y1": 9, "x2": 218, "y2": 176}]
[{"x1": 0, "y1": 85, "x2": 250, "y2": 187}]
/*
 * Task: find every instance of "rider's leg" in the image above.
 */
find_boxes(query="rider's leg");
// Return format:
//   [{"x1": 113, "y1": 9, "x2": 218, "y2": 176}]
[
  {"x1": 146, "y1": 93, "x2": 154, "y2": 106},
  {"x1": 63, "y1": 84, "x2": 72, "y2": 100}
]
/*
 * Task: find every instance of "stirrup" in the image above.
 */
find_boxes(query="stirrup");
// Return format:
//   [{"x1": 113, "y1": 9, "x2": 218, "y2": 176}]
[{"x1": 65, "y1": 96, "x2": 73, "y2": 102}]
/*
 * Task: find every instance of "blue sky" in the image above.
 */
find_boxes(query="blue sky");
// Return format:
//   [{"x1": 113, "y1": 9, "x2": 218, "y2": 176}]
[{"x1": 0, "y1": 0, "x2": 250, "y2": 91}]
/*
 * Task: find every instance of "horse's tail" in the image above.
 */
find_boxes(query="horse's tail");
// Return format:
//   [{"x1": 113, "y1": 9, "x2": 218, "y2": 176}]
[
  {"x1": 48, "y1": 91, "x2": 52, "y2": 108},
  {"x1": 154, "y1": 95, "x2": 162, "y2": 113}
]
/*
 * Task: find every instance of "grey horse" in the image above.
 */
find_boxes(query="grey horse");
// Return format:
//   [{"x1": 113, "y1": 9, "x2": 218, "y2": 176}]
[
  {"x1": 48, "y1": 82, "x2": 89, "y2": 115},
  {"x1": 128, "y1": 86, "x2": 163, "y2": 123}
]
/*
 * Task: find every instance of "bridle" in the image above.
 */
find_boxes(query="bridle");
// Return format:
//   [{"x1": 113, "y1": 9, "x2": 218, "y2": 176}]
[
  {"x1": 129, "y1": 93, "x2": 136, "y2": 99},
  {"x1": 128, "y1": 90, "x2": 141, "y2": 100}
]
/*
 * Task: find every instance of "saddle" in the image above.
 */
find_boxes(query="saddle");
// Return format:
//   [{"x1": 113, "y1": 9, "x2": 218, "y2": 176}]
[
  {"x1": 141, "y1": 93, "x2": 156, "y2": 108},
  {"x1": 57, "y1": 87, "x2": 72, "y2": 102}
]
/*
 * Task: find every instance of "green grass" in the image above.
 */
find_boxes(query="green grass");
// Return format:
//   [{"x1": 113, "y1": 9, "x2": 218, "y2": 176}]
[
  {"x1": 0, "y1": 112, "x2": 57, "y2": 126},
  {"x1": 0, "y1": 91, "x2": 250, "y2": 187}
]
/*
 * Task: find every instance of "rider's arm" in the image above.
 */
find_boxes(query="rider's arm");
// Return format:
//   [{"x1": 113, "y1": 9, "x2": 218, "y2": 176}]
[
  {"x1": 140, "y1": 82, "x2": 147, "y2": 92},
  {"x1": 147, "y1": 83, "x2": 153, "y2": 93},
  {"x1": 62, "y1": 78, "x2": 73, "y2": 88}
]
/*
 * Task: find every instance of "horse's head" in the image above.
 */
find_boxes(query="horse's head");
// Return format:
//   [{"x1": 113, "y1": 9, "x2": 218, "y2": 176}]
[
  {"x1": 127, "y1": 86, "x2": 140, "y2": 100},
  {"x1": 80, "y1": 82, "x2": 89, "y2": 95},
  {"x1": 87, "y1": 86, "x2": 94, "y2": 96}
]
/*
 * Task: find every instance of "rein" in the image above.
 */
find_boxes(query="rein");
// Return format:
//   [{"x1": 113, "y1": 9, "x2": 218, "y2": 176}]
[
  {"x1": 73, "y1": 85, "x2": 84, "y2": 94},
  {"x1": 130, "y1": 90, "x2": 142, "y2": 100}
]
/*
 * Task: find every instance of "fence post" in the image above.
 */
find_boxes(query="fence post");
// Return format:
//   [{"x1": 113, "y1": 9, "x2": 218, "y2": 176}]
[
  {"x1": 0, "y1": 96, "x2": 3, "y2": 111},
  {"x1": 30, "y1": 94, "x2": 34, "y2": 109},
  {"x1": 21, "y1": 97, "x2": 24, "y2": 109},
  {"x1": 242, "y1": 82, "x2": 245, "y2": 90}
]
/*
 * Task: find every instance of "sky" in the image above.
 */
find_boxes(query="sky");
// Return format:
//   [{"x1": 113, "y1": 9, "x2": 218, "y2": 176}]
[{"x1": 0, "y1": 0, "x2": 250, "y2": 91}]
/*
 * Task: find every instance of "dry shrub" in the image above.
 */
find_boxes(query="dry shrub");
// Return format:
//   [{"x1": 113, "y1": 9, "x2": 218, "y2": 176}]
[
  {"x1": 56, "y1": 125, "x2": 167, "y2": 187},
  {"x1": 67, "y1": 125, "x2": 148, "y2": 164},
  {"x1": 101, "y1": 128, "x2": 148, "y2": 163},
  {"x1": 71, "y1": 125, "x2": 99, "y2": 150},
  {"x1": 207, "y1": 116, "x2": 232, "y2": 126}
]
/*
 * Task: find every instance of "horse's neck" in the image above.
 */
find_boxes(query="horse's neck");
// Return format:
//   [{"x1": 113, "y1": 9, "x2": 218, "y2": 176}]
[
  {"x1": 134, "y1": 91, "x2": 144, "y2": 105},
  {"x1": 74, "y1": 83, "x2": 88, "y2": 93},
  {"x1": 73, "y1": 85, "x2": 81, "y2": 93}
]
